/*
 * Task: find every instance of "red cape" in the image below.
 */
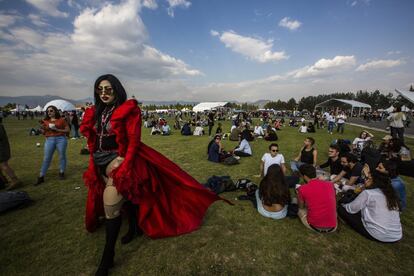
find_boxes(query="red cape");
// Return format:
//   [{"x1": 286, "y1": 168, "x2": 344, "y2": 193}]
[{"x1": 80, "y1": 99, "x2": 227, "y2": 238}]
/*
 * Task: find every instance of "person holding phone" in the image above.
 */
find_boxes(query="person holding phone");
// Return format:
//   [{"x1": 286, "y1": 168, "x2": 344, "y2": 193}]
[{"x1": 35, "y1": 105, "x2": 70, "y2": 185}]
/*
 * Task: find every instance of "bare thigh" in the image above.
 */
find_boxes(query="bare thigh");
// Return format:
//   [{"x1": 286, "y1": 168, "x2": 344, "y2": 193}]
[{"x1": 102, "y1": 157, "x2": 125, "y2": 219}]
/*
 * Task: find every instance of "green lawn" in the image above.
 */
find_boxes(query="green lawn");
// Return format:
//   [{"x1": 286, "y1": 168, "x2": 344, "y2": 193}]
[{"x1": 1, "y1": 117, "x2": 413, "y2": 275}]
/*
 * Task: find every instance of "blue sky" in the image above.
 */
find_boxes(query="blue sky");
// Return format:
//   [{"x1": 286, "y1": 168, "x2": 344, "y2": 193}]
[{"x1": 0, "y1": 0, "x2": 413, "y2": 102}]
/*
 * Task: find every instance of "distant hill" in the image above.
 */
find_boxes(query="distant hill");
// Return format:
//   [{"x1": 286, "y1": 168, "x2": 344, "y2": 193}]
[
  {"x1": 140, "y1": 100, "x2": 198, "y2": 106},
  {"x1": 0, "y1": 95, "x2": 269, "y2": 108},
  {"x1": 0, "y1": 95, "x2": 93, "y2": 107},
  {"x1": 0, "y1": 95, "x2": 198, "y2": 108},
  {"x1": 252, "y1": 99, "x2": 270, "y2": 108}
]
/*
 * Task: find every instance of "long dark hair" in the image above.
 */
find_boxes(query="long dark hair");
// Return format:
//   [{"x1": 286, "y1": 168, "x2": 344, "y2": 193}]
[
  {"x1": 259, "y1": 164, "x2": 290, "y2": 206},
  {"x1": 94, "y1": 74, "x2": 127, "y2": 120},
  {"x1": 368, "y1": 171, "x2": 400, "y2": 211},
  {"x1": 44, "y1": 105, "x2": 61, "y2": 120},
  {"x1": 390, "y1": 138, "x2": 409, "y2": 152}
]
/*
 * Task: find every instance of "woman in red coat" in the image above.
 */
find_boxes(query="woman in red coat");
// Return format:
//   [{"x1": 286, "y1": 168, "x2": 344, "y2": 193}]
[{"x1": 81, "y1": 74, "x2": 223, "y2": 275}]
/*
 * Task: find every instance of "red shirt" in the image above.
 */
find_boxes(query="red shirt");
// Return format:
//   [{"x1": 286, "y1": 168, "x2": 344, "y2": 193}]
[
  {"x1": 41, "y1": 118, "x2": 68, "y2": 137},
  {"x1": 298, "y1": 179, "x2": 337, "y2": 228}
]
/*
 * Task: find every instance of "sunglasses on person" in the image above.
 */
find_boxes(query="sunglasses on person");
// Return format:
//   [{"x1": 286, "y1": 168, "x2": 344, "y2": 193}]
[
  {"x1": 96, "y1": 86, "x2": 114, "y2": 96},
  {"x1": 47, "y1": 109, "x2": 55, "y2": 113},
  {"x1": 271, "y1": 149, "x2": 278, "y2": 152}
]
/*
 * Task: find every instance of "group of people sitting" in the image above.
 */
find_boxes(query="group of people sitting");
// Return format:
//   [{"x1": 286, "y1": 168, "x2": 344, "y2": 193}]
[
  {"x1": 250, "y1": 134, "x2": 405, "y2": 243},
  {"x1": 148, "y1": 118, "x2": 171, "y2": 135},
  {"x1": 205, "y1": 124, "x2": 407, "y2": 243}
]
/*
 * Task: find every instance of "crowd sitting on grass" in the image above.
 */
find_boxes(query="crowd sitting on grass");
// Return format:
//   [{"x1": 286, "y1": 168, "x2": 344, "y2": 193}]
[
  {"x1": 200, "y1": 114, "x2": 406, "y2": 242},
  {"x1": 2, "y1": 108, "x2": 411, "y2": 245},
  {"x1": 250, "y1": 138, "x2": 405, "y2": 242}
]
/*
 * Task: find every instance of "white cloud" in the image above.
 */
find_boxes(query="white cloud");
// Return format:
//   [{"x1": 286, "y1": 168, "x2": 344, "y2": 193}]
[
  {"x1": 356, "y1": 59, "x2": 404, "y2": 71},
  {"x1": 25, "y1": 0, "x2": 68, "y2": 18},
  {"x1": 387, "y1": 50, "x2": 402, "y2": 56},
  {"x1": 167, "y1": 0, "x2": 191, "y2": 17},
  {"x1": 210, "y1": 30, "x2": 219, "y2": 36},
  {"x1": 67, "y1": 0, "x2": 83, "y2": 10},
  {"x1": 278, "y1": 17, "x2": 302, "y2": 31},
  {"x1": 142, "y1": 0, "x2": 158, "y2": 9},
  {"x1": 184, "y1": 55, "x2": 360, "y2": 101},
  {"x1": 348, "y1": 0, "x2": 371, "y2": 7},
  {"x1": 0, "y1": 13, "x2": 20, "y2": 28},
  {"x1": 0, "y1": 0, "x2": 200, "y2": 99},
  {"x1": 212, "y1": 30, "x2": 288, "y2": 63},
  {"x1": 9, "y1": 27, "x2": 45, "y2": 48},
  {"x1": 28, "y1": 14, "x2": 49, "y2": 27},
  {"x1": 290, "y1": 55, "x2": 356, "y2": 78}
]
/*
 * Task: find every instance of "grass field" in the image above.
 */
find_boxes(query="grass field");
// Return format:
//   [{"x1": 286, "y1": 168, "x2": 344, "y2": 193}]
[{"x1": 1, "y1": 117, "x2": 413, "y2": 275}]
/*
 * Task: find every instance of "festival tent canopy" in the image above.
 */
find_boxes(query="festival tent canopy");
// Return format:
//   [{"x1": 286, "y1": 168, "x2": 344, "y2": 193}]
[
  {"x1": 314, "y1": 99, "x2": 371, "y2": 115},
  {"x1": 395, "y1": 89, "x2": 414, "y2": 104},
  {"x1": 29, "y1": 105, "x2": 43, "y2": 112},
  {"x1": 192, "y1": 102, "x2": 228, "y2": 112},
  {"x1": 43, "y1": 99, "x2": 76, "y2": 111},
  {"x1": 385, "y1": 106, "x2": 395, "y2": 113}
]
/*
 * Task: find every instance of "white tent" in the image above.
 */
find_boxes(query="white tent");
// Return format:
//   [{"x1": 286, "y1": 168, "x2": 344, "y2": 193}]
[
  {"x1": 11, "y1": 104, "x2": 27, "y2": 112},
  {"x1": 385, "y1": 106, "x2": 395, "y2": 113},
  {"x1": 192, "y1": 102, "x2": 228, "y2": 112},
  {"x1": 29, "y1": 105, "x2": 43, "y2": 112},
  {"x1": 314, "y1": 99, "x2": 371, "y2": 115},
  {"x1": 395, "y1": 89, "x2": 414, "y2": 104},
  {"x1": 43, "y1": 99, "x2": 76, "y2": 111}
]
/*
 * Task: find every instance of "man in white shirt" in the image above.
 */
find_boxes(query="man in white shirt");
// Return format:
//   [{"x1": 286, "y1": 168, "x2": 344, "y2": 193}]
[
  {"x1": 327, "y1": 112, "x2": 336, "y2": 134},
  {"x1": 254, "y1": 123, "x2": 264, "y2": 137},
  {"x1": 260, "y1": 143, "x2": 286, "y2": 176},
  {"x1": 336, "y1": 112, "x2": 347, "y2": 134},
  {"x1": 299, "y1": 123, "x2": 307, "y2": 133},
  {"x1": 161, "y1": 123, "x2": 171, "y2": 135},
  {"x1": 387, "y1": 106, "x2": 406, "y2": 143}
]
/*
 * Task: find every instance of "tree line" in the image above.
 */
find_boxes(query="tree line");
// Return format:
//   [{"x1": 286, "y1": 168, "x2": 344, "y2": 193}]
[{"x1": 264, "y1": 88, "x2": 414, "y2": 111}]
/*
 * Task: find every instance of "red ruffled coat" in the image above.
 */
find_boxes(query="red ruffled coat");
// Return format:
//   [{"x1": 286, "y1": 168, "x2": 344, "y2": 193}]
[{"x1": 80, "y1": 99, "x2": 224, "y2": 238}]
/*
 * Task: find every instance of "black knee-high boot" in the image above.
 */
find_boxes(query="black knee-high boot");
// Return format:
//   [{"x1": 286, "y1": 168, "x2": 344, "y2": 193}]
[
  {"x1": 121, "y1": 202, "x2": 143, "y2": 244},
  {"x1": 96, "y1": 215, "x2": 122, "y2": 276}
]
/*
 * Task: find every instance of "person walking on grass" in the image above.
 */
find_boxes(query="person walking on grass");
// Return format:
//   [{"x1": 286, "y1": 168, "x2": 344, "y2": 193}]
[
  {"x1": 81, "y1": 74, "x2": 226, "y2": 275},
  {"x1": 327, "y1": 111, "x2": 336, "y2": 134},
  {"x1": 336, "y1": 111, "x2": 347, "y2": 134},
  {"x1": 387, "y1": 106, "x2": 406, "y2": 143},
  {"x1": 35, "y1": 105, "x2": 70, "y2": 185}
]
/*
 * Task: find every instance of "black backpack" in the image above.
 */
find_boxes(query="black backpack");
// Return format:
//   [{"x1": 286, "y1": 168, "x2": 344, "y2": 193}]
[
  {"x1": 0, "y1": 191, "x2": 33, "y2": 214},
  {"x1": 223, "y1": 156, "x2": 239, "y2": 165}
]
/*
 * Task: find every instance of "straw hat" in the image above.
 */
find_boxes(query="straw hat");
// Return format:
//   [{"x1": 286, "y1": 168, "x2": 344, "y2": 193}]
[{"x1": 382, "y1": 135, "x2": 392, "y2": 141}]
